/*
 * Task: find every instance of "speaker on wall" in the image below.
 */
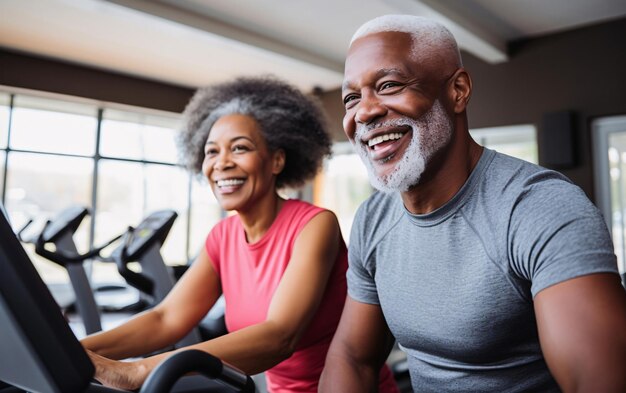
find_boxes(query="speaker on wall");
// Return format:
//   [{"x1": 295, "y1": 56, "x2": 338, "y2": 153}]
[{"x1": 539, "y1": 111, "x2": 577, "y2": 169}]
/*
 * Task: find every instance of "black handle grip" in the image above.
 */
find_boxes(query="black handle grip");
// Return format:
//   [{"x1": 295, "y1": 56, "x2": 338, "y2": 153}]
[{"x1": 139, "y1": 350, "x2": 255, "y2": 393}]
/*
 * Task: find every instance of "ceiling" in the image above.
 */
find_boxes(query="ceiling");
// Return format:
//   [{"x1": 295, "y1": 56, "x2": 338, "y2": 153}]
[{"x1": 1, "y1": 0, "x2": 626, "y2": 93}]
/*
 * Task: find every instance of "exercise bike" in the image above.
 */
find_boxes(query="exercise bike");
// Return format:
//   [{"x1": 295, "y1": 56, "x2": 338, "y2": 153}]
[
  {"x1": 0, "y1": 207, "x2": 256, "y2": 393},
  {"x1": 16, "y1": 206, "x2": 122, "y2": 334}
]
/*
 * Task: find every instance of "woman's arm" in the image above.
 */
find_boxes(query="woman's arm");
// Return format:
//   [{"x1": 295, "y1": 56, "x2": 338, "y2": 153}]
[
  {"x1": 184, "y1": 210, "x2": 342, "y2": 373},
  {"x1": 89, "y1": 210, "x2": 342, "y2": 390},
  {"x1": 82, "y1": 248, "x2": 221, "y2": 360}
]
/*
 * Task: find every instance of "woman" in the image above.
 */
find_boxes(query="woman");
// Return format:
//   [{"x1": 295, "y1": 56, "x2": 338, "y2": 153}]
[{"x1": 82, "y1": 77, "x2": 398, "y2": 393}]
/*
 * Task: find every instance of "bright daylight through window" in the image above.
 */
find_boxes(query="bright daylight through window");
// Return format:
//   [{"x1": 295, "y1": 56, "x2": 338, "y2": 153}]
[{"x1": 0, "y1": 89, "x2": 222, "y2": 289}]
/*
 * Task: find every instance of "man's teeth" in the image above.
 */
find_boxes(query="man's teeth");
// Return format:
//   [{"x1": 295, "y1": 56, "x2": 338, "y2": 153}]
[
  {"x1": 216, "y1": 179, "x2": 245, "y2": 187},
  {"x1": 368, "y1": 133, "x2": 403, "y2": 147}
]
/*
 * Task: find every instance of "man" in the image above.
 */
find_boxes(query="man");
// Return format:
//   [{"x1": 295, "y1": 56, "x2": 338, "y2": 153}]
[{"x1": 319, "y1": 14, "x2": 626, "y2": 392}]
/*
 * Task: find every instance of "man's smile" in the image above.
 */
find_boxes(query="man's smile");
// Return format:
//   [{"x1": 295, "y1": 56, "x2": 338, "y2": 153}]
[{"x1": 360, "y1": 127, "x2": 411, "y2": 162}]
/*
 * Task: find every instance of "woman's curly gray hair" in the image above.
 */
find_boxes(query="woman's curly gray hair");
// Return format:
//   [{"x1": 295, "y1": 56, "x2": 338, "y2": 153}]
[{"x1": 177, "y1": 76, "x2": 332, "y2": 189}]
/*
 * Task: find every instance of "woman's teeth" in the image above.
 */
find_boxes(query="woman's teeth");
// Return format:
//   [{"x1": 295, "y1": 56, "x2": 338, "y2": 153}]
[{"x1": 217, "y1": 179, "x2": 244, "y2": 187}]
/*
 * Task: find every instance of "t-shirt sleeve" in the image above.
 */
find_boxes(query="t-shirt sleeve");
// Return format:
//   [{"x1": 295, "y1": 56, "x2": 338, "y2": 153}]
[
  {"x1": 346, "y1": 203, "x2": 381, "y2": 305},
  {"x1": 509, "y1": 180, "x2": 619, "y2": 297}
]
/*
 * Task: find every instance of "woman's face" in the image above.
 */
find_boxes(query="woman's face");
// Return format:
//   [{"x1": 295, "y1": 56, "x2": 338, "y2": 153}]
[{"x1": 201, "y1": 114, "x2": 284, "y2": 212}]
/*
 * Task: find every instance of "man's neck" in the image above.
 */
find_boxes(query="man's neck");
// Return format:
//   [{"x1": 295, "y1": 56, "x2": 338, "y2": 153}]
[{"x1": 401, "y1": 137, "x2": 483, "y2": 215}]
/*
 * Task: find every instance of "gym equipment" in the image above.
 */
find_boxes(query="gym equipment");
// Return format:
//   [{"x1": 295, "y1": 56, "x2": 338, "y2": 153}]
[
  {"x1": 27, "y1": 206, "x2": 145, "y2": 313},
  {"x1": 109, "y1": 209, "x2": 181, "y2": 306},
  {"x1": 104, "y1": 209, "x2": 204, "y2": 346},
  {"x1": 387, "y1": 344, "x2": 411, "y2": 392},
  {"x1": 105, "y1": 210, "x2": 226, "y2": 345},
  {"x1": 19, "y1": 205, "x2": 225, "y2": 345},
  {"x1": 0, "y1": 205, "x2": 255, "y2": 393},
  {"x1": 16, "y1": 206, "x2": 117, "y2": 334},
  {"x1": 140, "y1": 350, "x2": 255, "y2": 393}
]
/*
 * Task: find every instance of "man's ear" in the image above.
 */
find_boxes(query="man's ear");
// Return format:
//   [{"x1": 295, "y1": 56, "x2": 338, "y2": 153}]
[
  {"x1": 449, "y1": 68, "x2": 472, "y2": 114},
  {"x1": 272, "y1": 149, "x2": 286, "y2": 175}
]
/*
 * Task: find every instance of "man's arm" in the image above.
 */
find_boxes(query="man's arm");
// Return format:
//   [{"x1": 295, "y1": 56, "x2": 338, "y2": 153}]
[
  {"x1": 319, "y1": 296, "x2": 396, "y2": 393},
  {"x1": 534, "y1": 273, "x2": 626, "y2": 392}
]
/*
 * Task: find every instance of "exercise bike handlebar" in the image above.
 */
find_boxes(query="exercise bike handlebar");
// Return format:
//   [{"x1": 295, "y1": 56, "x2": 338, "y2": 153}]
[
  {"x1": 20, "y1": 208, "x2": 176, "y2": 307},
  {"x1": 139, "y1": 349, "x2": 256, "y2": 393},
  {"x1": 16, "y1": 218, "x2": 34, "y2": 243},
  {"x1": 32, "y1": 220, "x2": 123, "y2": 265}
]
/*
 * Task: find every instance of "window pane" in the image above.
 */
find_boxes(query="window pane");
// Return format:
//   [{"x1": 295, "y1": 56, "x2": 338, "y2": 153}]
[
  {"x1": 608, "y1": 134, "x2": 626, "y2": 275},
  {"x1": 0, "y1": 151, "x2": 5, "y2": 198},
  {"x1": 593, "y1": 116, "x2": 626, "y2": 283},
  {"x1": 96, "y1": 160, "x2": 189, "y2": 266},
  {"x1": 470, "y1": 124, "x2": 538, "y2": 164},
  {"x1": 10, "y1": 95, "x2": 97, "y2": 155},
  {"x1": 315, "y1": 142, "x2": 373, "y2": 242},
  {"x1": 144, "y1": 165, "x2": 190, "y2": 266},
  {"x1": 100, "y1": 109, "x2": 180, "y2": 163},
  {"x1": 4, "y1": 152, "x2": 93, "y2": 284},
  {"x1": 0, "y1": 92, "x2": 10, "y2": 149},
  {"x1": 189, "y1": 176, "x2": 223, "y2": 258}
]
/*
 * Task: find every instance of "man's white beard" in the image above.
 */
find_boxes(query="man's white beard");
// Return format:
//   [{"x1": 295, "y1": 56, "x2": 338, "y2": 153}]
[{"x1": 353, "y1": 99, "x2": 453, "y2": 193}]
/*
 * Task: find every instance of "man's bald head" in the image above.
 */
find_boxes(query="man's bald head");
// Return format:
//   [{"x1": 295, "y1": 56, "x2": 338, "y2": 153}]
[{"x1": 350, "y1": 14, "x2": 462, "y2": 69}]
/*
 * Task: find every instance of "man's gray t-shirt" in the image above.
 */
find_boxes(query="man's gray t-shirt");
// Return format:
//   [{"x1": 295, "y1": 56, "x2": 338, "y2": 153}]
[{"x1": 347, "y1": 148, "x2": 619, "y2": 392}]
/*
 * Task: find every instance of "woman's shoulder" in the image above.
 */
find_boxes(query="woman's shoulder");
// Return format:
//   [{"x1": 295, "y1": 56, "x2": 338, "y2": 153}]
[
  {"x1": 282, "y1": 198, "x2": 328, "y2": 215},
  {"x1": 208, "y1": 213, "x2": 241, "y2": 239},
  {"x1": 278, "y1": 199, "x2": 336, "y2": 230}
]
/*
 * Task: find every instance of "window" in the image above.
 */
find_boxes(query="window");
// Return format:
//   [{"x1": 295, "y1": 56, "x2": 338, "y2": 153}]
[
  {"x1": 0, "y1": 93, "x2": 9, "y2": 149},
  {"x1": 189, "y1": 177, "x2": 223, "y2": 257},
  {"x1": 5, "y1": 152, "x2": 93, "y2": 223},
  {"x1": 100, "y1": 109, "x2": 180, "y2": 163},
  {"x1": 470, "y1": 124, "x2": 538, "y2": 164},
  {"x1": 95, "y1": 160, "x2": 190, "y2": 265},
  {"x1": 3, "y1": 93, "x2": 97, "y2": 284},
  {"x1": 10, "y1": 95, "x2": 97, "y2": 156},
  {"x1": 592, "y1": 115, "x2": 626, "y2": 277},
  {"x1": 0, "y1": 89, "x2": 224, "y2": 287},
  {"x1": 0, "y1": 92, "x2": 8, "y2": 259},
  {"x1": 0, "y1": 150, "x2": 5, "y2": 213},
  {"x1": 314, "y1": 142, "x2": 373, "y2": 242},
  {"x1": 5, "y1": 152, "x2": 93, "y2": 283}
]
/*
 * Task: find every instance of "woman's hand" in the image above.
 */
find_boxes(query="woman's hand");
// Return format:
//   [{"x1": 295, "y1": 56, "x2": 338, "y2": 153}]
[{"x1": 86, "y1": 349, "x2": 149, "y2": 391}]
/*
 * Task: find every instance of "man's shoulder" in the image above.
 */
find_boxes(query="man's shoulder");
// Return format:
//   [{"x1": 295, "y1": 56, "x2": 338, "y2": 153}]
[
  {"x1": 481, "y1": 150, "x2": 599, "y2": 225},
  {"x1": 484, "y1": 151, "x2": 576, "y2": 197},
  {"x1": 488, "y1": 150, "x2": 555, "y2": 180},
  {"x1": 460, "y1": 150, "x2": 592, "y2": 232}
]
